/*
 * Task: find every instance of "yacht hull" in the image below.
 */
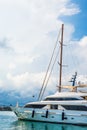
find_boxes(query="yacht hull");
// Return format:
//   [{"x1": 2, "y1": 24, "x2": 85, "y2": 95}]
[{"x1": 11, "y1": 107, "x2": 87, "y2": 125}]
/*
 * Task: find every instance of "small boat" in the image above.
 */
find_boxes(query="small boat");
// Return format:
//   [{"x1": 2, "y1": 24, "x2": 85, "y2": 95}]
[{"x1": 11, "y1": 24, "x2": 87, "y2": 125}]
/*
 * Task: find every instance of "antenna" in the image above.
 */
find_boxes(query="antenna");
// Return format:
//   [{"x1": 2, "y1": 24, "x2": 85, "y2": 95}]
[{"x1": 70, "y1": 72, "x2": 77, "y2": 86}]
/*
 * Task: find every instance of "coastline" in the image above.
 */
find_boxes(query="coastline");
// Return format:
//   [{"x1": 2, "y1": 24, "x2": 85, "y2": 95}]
[{"x1": 0, "y1": 106, "x2": 12, "y2": 111}]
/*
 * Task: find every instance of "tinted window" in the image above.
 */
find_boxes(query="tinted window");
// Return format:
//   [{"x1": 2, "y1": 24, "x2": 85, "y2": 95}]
[
  {"x1": 24, "y1": 104, "x2": 46, "y2": 108},
  {"x1": 44, "y1": 97, "x2": 81, "y2": 101},
  {"x1": 50, "y1": 105, "x2": 58, "y2": 109},
  {"x1": 62, "y1": 105, "x2": 87, "y2": 111}
]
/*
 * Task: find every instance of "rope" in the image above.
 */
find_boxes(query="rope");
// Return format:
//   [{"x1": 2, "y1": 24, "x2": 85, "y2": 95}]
[
  {"x1": 38, "y1": 28, "x2": 61, "y2": 101},
  {"x1": 39, "y1": 47, "x2": 60, "y2": 100}
]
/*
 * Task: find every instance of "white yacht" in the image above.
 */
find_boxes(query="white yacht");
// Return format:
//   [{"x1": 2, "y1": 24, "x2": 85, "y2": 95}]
[
  {"x1": 11, "y1": 24, "x2": 87, "y2": 125},
  {"x1": 11, "y1": 91, "x2": 87, "y2": 125}
]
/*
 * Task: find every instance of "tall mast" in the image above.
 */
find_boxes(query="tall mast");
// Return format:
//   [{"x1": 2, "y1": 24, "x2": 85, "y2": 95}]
[{"x1": 59, "y1": 24, "x2": 64, "y2": 92}]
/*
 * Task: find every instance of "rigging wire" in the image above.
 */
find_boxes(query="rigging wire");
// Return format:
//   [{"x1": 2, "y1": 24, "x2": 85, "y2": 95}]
[
  {"x1": 38, "y1": 28, "x2": 61, "y2": 101},
  {"x1": 63, "y1": 42, "x2": 80, "y2": 85},
  {"x1": 39, "y1": 46, "x2": 60, "y2": 100},
  {"x1": 67, "y1": 43, "x2": 79, "y2": 73}
]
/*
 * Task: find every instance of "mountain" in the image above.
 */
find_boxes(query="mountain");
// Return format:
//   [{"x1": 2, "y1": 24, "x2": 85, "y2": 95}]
[{"x1": 0, "y1": 90, "x2": 37, "y2": 106}]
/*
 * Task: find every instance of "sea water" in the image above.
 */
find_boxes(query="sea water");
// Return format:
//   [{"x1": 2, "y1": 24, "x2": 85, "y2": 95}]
[{"x1": 0, "y1": 111, "x2": 87, "y2": 130}]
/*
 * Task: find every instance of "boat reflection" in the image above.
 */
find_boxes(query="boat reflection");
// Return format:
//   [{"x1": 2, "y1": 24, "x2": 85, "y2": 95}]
[{"x1": 11, "y1": 120, "x2": 87, "y2": 130}]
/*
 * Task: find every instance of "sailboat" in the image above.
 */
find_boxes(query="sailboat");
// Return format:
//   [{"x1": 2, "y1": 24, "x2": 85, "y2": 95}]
[{"x1": 11, "y1": 24, "x2": 87, "y2": 125}]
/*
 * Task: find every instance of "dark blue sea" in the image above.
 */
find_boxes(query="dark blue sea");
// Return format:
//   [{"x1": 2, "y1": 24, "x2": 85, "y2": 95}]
[{"x1": 0, "y1": 111, "x2": 87, "y2": 130}]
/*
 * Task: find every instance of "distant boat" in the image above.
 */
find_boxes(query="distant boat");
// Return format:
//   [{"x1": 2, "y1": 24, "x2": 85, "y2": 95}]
[{"x1": 11, "y1": 24, "x2": 87, "y2": 125}]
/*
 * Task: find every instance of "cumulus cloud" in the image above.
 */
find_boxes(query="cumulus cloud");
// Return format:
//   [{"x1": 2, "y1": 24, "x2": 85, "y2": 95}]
[
  {"x1": 0, "y1": 0, "x2": 81, "y2": 97},
  {"x1": 74, "y1": 36, "x2": 87, "y2": 61},
  {"x1": 8, "y1": 63, "x2": 16, "y2": 70},
  {"x1": 7, "y1": 72, "x2": 43, "y2": 88},
  {"x1": 78, "y1": 36, "x2": 87, "y2": 47},
  {"x1": 59, "y1": 4, "x2": 80, "y2": 16},
  {"x1": 64, "y1": 35, "x2": 87, "y2": 78},
  {"x1": 77, "y1": 75, "x2": 87, "y2": 84}
]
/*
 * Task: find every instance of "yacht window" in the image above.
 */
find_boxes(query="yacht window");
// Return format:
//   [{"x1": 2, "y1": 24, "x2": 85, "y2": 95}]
[
  {"x1": 62, "y1": 105, "x2": 87, "y2": 111},
  {"x1": 82, "y1": 96, "x2": 87, "y2": 100},
  {"x1": 50, "y1": 105, "x2": 58, "y2": 109},
  {"x1": 24, "y1": 104, "x2": 46, "y2": 108},
  {"x1": 44, "y1": 97, "x2": 82, "y2": 101}
]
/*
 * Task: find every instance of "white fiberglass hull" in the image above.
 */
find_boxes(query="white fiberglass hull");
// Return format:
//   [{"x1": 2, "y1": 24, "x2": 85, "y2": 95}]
[{"x1": 11, "y1": 107, "x2": 87, "y2": 125}]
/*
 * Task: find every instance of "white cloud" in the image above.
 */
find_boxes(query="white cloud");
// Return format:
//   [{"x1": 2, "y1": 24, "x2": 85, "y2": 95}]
[
  {"x1": 5, "y1": 71, "x2": 57, "y2": 98},
  {"x1": 0, "y1": 0, "x2": 81, "y2": 96},
  {"x1": 74, "y1": 36, "x2": 87, "y2": 61},
  {"x1": 77, "y1": 75, "x2": 87, "y2": 84},
  {"x1": 6, "y1": 72, "x2": 56, "y2": 88},
  {"x1": 64, "y1": 36, "x2": 87, "y2": 77},
  {"x1": 59, "y1": 3, "x2": 80, "y2": 16},
  {"x1": 9, "y1": 63, "x2": 16, "y2": 70},
  {"x1": 15, "y1": 55, "x2": 40, "y2": 64},
  {"x1": 78, "y1": 36, "x2": 87, "y2": 47},
  {"x1": 0, "y1": 79, "x2": 4, "y2": 87},
  {"x1": 6, "y1": 72, "x2": 45, "y2": 93}
]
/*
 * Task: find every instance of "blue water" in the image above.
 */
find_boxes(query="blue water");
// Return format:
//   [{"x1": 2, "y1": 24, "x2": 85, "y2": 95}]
[{"x1": 0, "y1": 111, "x2": 87, "y2": 130}]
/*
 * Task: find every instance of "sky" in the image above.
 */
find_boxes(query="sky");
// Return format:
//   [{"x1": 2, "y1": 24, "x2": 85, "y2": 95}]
[{"x1": 0, "y1": 0, "x2": 87, "y2": 104}]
